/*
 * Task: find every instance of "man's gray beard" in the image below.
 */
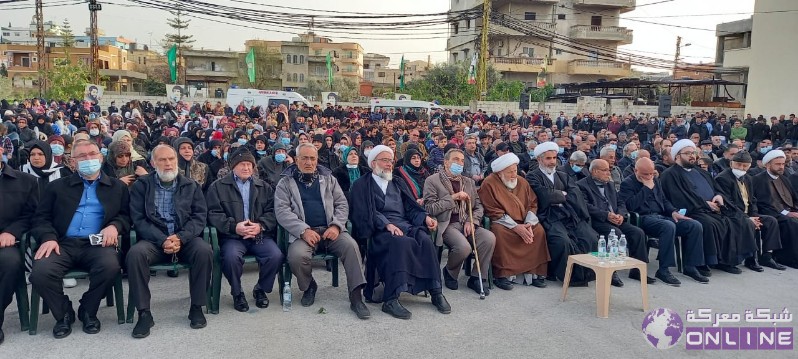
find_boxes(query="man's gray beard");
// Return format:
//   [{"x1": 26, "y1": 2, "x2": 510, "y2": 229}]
[
  {"x1": 157, "y1": 168, "x2": 179, "y2": 182},
  {"x1": 539, "y1": 165, "x2": 557, "y2": 175},
  {"x1": 503, "y1": 179, "x2": 518, "y2": 190},
  {"x1": 375, "y1": 167, "x2": 393, "y2": 181}
]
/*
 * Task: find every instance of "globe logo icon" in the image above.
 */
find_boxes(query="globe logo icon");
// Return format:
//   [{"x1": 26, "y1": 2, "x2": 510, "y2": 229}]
[{"x1": 642, "y1": 308, "x2": 684, "y2": 349}]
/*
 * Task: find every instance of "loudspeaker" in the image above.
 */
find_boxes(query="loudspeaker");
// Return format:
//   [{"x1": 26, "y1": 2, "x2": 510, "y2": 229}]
[{"x1": 658, "y1": 95, "x2": 672, "y2": 118}]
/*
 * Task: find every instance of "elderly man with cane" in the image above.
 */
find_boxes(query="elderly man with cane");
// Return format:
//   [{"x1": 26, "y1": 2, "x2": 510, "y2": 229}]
[{"x1": 423, "y1": 149, "x2": 495, "y2": 297}]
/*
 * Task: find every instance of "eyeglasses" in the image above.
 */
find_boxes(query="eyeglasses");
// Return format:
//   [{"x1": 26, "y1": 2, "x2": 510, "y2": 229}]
[
  {"x1": 680, "y1": 151, "x2": 697, "y2": 157},
  {"x1": 374, "y1": 158, "x2": 393, "y2": 164},
  {"x1": 73, "y1": 152, "x2": 102, "y2": 160}
]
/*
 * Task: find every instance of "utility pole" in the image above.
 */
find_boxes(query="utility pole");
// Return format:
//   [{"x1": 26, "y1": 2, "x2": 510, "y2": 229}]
[
  {"x1": 548, "y1": 4, "x2": 555, "y2": 60},
  {"x1": 672, "y1": 36, "x2": 681, "y2": 79},
  {"x1": 35, "y1": 0, "x2": 44, "y2": 97},
  {"x1": 476, "y1": 0, "x2": 491, "y2": 101},
  {"x1": 88, "y1": 0, "x2": 102, "y2": 84}
]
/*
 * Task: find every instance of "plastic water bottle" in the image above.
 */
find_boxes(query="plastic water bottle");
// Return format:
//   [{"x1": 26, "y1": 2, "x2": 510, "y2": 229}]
[
  {"x1": 282, "y1": 282, "x2": 292, "y2": 312},
  {"x1": 618, "y1": 234, "x2": 628, "y2": 263},
  {"x1": 608, "y1": 236, "x2": 619, "y2": 264},
  {"x1": 597, "y1": 235, "x2": 607, "y2": 263}
]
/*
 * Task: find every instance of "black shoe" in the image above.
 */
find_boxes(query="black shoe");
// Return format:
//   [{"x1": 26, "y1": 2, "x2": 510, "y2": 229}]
[
  {"x1": 683, "y1": 268, "x2": 710, "y2": 284},
  {"x1": 467, "y1": 277, "x2": 490, "y2": 296},
  {"x1": 52, "y1": 304, "x2": 75, "y2": 339},
  {"x1": 647, "y1": 238, "x2": 660, "y2": 249},
  {"x1": 77, "y1": 305, "x2": 101, "y2": 334},
  {"x1": 188, "y1": 305, "x2": 206, "y2": 329},
  {"x1": 253, "y1": 289, "x2": 269, "y2": 309},
  {"x1": 696, "y1": 265, "x2": 712, "y2": 277},
  {"x1": 545, "y1": 275, "x2": 558, "y2": 281},
  {"x1": 132, "y1": 310, "x2": 154, "y2": 339},
  {"x1": 712, "y1": 263, "x2": 742, "y2": 274},
  {"x1": 744, "y1": 257, "x2": 764, "y2": 272},
  {"x1": 531, "y1": 277, "x2": 547, "y2": 288},
  {"x1": 167, "y1": 269, "x2": 179, "y2": 278},
  {"x1": 442, "y1": 268, "x2": 458, "y2": 290},
  {"x1": 655, "y1": 269, "x2": 681, "y2": 287},
  {"x1": 350, "y1": 300, "x2": 371, "y2": 320},
  {"x1": 493, "y1": 277, "x2": 514, "y2": 291},
  {"x1": 301, "y1": 280, "x2": 317, "y2": 307},
  {"x1": 611, "y1": 273, "x2": 624, "y2": 287},
  {"x1": 233, "y1": 293, "x2": 249, "y2": 312},
  {"x1": 761, "y1": 254, "x2": 787, "y2": 271},
  {"x1": 628, "y1": 269, "x2": 657, "y2": 284},
  {"x1": 381, "y1": 299, "x2": 412, "y2": 320},
  {"x1": 431, "y1": 293, "x2": 451, "y2": 314}
]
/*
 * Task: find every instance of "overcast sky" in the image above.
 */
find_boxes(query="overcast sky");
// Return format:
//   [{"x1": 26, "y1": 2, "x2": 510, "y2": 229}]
[{"x1": 1, "y1": 0, "x2": 755, "y2": 70}]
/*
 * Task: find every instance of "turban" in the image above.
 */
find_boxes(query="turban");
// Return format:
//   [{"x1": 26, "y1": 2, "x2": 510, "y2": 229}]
[
  {"x1": 762, "y1": 150, "x2": 785, "y2": 166},
  {"x1": 491, "y1": 153, "x2": 520, "y2": 173},
  {"x1": 367, "y1": 145, "x2": 393, "y2": 166},
  {"x1": 533, "y1": 141, "x2": 559, "y2": 159},
  {"x1": 671, "y1": 139, "x2": 696, "y2": 160}
]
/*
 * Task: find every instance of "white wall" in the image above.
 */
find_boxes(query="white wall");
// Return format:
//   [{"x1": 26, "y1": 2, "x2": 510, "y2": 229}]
[{"x1": 744, "y1": 0, "x2": 798, "y2": 117}]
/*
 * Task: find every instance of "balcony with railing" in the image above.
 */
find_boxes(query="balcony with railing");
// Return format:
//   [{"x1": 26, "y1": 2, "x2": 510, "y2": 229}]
[
  {"x1": 573, "y1": 0, "x2": 636, "y2": 13},
  {"x1": 491, "y1": 56, "x2": 553, "y2": 73},
  {"x1": 569, "y1": 25, "x2": 633, "y2": 44},
  {"x1": 494, "y1": 0, "x2": 559, "y2": 7},
  {"x1": 567, "y1": 59, "x2": 631, "y2": 77}
]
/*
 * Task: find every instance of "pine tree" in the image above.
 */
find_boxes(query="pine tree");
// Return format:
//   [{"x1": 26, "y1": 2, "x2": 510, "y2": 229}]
[
  {"x1": 162, "y1": 5, "x2": 195, "y2": 52},
  {"x1": 60, "y1": 18, "x2": 75, "y2": 48}
]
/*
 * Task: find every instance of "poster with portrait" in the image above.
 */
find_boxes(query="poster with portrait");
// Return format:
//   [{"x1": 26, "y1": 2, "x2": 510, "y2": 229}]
[
  {"x1": 321, "y1": 92, "x2": 339, "y2": 107},
  {"x1": 166, "y1": 84, "x2": 187, "y2": 102},
  {"x1": 84, "y1": 84, "x2": 104, "y2": 104}
]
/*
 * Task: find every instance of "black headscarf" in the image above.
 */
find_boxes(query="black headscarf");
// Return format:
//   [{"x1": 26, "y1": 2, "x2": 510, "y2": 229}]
[{"x1": 26, "y1": 140, "x2": 54, "y2": 178}]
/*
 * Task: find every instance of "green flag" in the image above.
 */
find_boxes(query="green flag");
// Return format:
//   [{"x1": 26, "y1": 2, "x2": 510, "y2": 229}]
[
  {"x1": 399, "y1": 55, "x2": 405, "y2": 90},
  {"x1": 326, "y1": 52, "x2": 333, "y2": 89},
  {"x1": 167, "y1": 45, "x2": 177, "y2": 83},
  {"x1": 246, "y1": 47, "x2": 256, "y2": 83}
]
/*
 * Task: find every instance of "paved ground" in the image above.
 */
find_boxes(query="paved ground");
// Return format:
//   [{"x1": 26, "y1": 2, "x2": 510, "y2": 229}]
[{"x1": 2, "y1": 253, "x2": 796, "y2": 358}]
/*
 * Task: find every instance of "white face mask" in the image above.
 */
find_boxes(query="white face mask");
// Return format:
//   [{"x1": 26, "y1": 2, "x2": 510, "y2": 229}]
[{"x1": 732, "y1": 168, "x2": 747, "y2": 179}]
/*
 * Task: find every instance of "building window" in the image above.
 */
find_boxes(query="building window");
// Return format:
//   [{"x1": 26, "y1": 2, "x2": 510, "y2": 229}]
[
  {"x1": 463, "y1": 48, "x2": 470, "y2": 59},
  {"x1": 286, "y1": 73, "x2": 291, "y2": 81},
  {"x1": 378, "y1": 72, "x2": 385, "y2": 78},
  {"x1": 292, "y1": 73, "x2": 298, "y2": 82},
  {"x1": 300, "y1": 55, "x2": 304, "y2": 64},
  {"x1": 144, "y1": 57, "x2": 146, "y2": 65},
  {"x1": 286, "y1": 54, "x2": 291, "y2": 63},
  {"x1": 465, "y1": 20, "x2": 470, "y2": 29},
  {"x1": 453, "y1": 23, "x2": 459, "y2": 34},
  {"x1": 522, "y1": 47, "x2": 534, "y2": 57},
  {"x1": 555, "y1": 48, "x2": 563, "y2": 55},
  {"x1": 363, "y1": 64, "x2": 370, "y2": 69},
  {"x1": 525, "y1": 12, "x2": 536, "y2": 21},
  {"x1": 452, "y1": 53, "x2": 458, "y2": 62},
  {"x1": 558, "y1": 14, "x2": 566, "y2": 20},
  {"x1": 315, "y1": 49, "x2": 322, "y2": 55},
  {"x1": 293, "y1": 55, "x2": 298, "y2": 64},
  {"x1": 299, "y1": 73, "x2": 304, "y2": 82}
]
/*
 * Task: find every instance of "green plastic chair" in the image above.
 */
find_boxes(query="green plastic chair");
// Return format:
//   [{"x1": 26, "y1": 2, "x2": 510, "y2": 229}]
[
  {"x1": 28, "y1": 236, "x2": 125, "y2": 335},
  {"x1": 276, "y1": 225, "x2": 339, "y2": 304},
  {"x1": 125, "y1": 228, "x2": 214, "y2": 322}
]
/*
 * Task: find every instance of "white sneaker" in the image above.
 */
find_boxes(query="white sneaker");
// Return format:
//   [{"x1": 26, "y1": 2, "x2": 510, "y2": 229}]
[{"x1": 63, "y1": 278, "x2": 77, "y2": 288}]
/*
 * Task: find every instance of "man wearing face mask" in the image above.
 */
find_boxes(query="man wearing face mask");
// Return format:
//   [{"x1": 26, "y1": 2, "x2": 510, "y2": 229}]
[
  {"x1": 660, "y1": 139, "x2": 759, "y2": 276},
  {"x1": 127, "y1": 145, "x2": 211, "y2": 338},
  {"x1": 562, "y1": 150, "x2": 587, "y2": 182},
  {"x1": 526, "y1": 142, "x2": 598, "y2": 286},
  {"x1": 423, "y1": 149, "x2": 495, "y2": 295},
  {"x1": 716, "y1": 151, "x2": 784, "y2": 271},
  {"x1": 617, "y1": 142, "x2": 638, "y2": 172},
  {"x1": 257, "y1": 142, "x2": 294, "y2": 189},
  {"x1": 29, "y1": 140, "x2": 130, "y2": 339}
]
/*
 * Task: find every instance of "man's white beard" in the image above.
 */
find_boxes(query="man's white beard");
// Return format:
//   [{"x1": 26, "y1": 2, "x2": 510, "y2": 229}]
[
  {"x1": 540, "y1": 165, "x2": 557, "y2": 175},
  {"x1": 500, "y1": 175, "x2": 517, "y2": 190},
  {"x1": 375, "y1": 167, "x2": 392, "y2": 181},
  {"x1": 157, "y1": 168, "x2": 179, "y2": 182}
]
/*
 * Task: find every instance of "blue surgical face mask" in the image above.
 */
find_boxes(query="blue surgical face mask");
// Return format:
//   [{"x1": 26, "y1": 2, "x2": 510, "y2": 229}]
[
  {"x1": 528, "y1": 150, "x2": 535, "y2": 158},
  {"x1": 630, "y1": 150, "x2": 639, "y2": 160},
  {"x1": 760, "y1": 146, "x2": 771, "y2": 154},
  {"x1": 237, "y1": 138, "x2": 248, "y2": 146},
  {"x1": 557, "y1": 147, "x2": 565, "y2": 155},
  {"x1": 275, "y1": 153, "x2": 287, "y2": 163},
  {"x1": 281, "y1": 137, "x2": 291, "y2": 145},
  {"x1": 223, "y1": 152, "x2": 229, "y2": 161},
  {"x1": 703, "y1": 149, "x2": 712, "y2": 155},
  {"x1": 339, "y1": 145, "x2": 349, "y2": 153},
  {"x1": 211, "y1": 149, "x2": 220, "y2": 157},
  {"x1": 571, "y1": 165, "x2": 583, "y2": 173},
  {"x1": 609, "y1": 144, "x2": 618, "y2": 151},
  {"x1": 77, "y1": 159, "x2": 102, "y2": 176},
  {"x1": 257, "y1": 150, "x2": 268, "y2": 156},
  {"x1": 100, "y1": 148, "x2": 108, "y2": 156},
  {"x1": 449, "y1": 163, "x2": 464, "y2": 176},
  {"x1": 246, "y1": 129, "x2": 254, "y2": 135},
  {"x1": 51, "y1": 144, "x2": 65, "y2": 156}
]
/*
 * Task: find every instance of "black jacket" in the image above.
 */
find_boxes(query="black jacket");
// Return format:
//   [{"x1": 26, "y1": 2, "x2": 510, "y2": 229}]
[
  {"x1": 129, "y1": 173, "x2": 207, "y2": 247},
  {"x1": 206, "y1": 173, "x2": 277, "y2": 244},
  {"x1": 32, "y1": 172, "x2": 130, "y2": 243},
  {"x1": 0, "y1": 164, "x2": 39, "y2": 239},
  {"x1": 577, "y1": 177, "x2": 628, "y2": 224},
  {"x1": 332, "y1": 164, "x2": 371, "y2": 195},
  {"x1": 715, "y1": 169, "x2": 759, "y2": 217},
  {"x1": 526, "y1": 168, "x2": 590, "y2": 224},
  {"x1": 617, "y1": 175, "x2": 677, "y2": 217}
]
